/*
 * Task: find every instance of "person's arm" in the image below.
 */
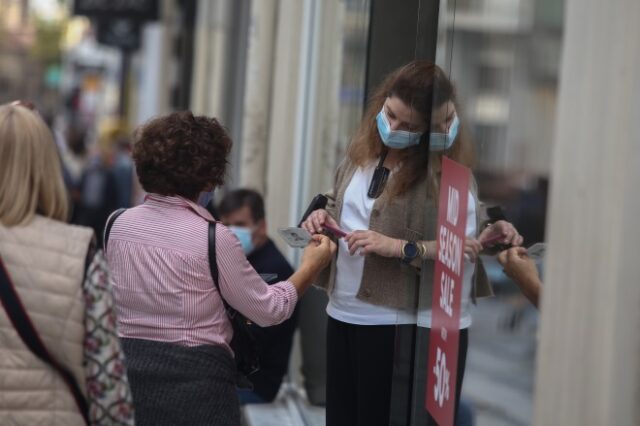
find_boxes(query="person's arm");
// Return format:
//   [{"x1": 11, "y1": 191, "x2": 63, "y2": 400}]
[
  {"x1": 336, "y1": 232, "x2": 484, "y2": 268},
  {"x1": 215, "y1": 226, "x2": 334, "y2": 327},
  {"x1": 498, "y1": 247, "x2": 542, "y2": 308},
  {"x1": 82, "y1": 250, "x2": 135, "y2": 425}
]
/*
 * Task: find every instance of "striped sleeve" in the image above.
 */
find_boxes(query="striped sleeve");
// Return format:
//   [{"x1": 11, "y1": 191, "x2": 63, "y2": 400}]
[{"x1": 215, "y1": 225, "x2": 298, "y2": 327}]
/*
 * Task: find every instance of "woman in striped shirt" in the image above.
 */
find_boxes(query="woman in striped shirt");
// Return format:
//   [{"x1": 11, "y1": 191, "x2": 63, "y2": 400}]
[{"x1": 105, "y1": 111, "x2": 335, "y2": 426}]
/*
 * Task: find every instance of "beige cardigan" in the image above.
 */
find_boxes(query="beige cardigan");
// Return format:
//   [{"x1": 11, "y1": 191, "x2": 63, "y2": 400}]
[{"x1": 316, "y1": 158, "x2": 493, "y2": 310}]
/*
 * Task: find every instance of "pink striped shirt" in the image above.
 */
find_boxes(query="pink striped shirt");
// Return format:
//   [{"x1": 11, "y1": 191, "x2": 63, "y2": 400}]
[{"x1": 105, "y1": 194, "x2": 298, "y2": 352}]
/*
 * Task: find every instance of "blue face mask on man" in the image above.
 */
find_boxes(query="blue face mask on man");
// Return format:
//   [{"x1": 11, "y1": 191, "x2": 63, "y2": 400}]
[
  {"x1": 376, "y1": 107, "x2": 423, "y2": 150},
  {"x1": 429, "y1": 115, "x2": 459, "y2": 152},
  {"x1": 229, "y1": 226, "x2": 255, "y2": 255}
]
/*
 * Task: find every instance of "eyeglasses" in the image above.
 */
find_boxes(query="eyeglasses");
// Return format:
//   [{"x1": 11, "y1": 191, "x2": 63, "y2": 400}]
[{"x1": 367, "y1": 150, "x2": 390, "y2": 199}]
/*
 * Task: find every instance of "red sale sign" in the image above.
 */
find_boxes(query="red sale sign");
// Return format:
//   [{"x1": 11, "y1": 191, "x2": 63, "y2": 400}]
[{"x1": 426, "y1": 157, "x2": 471, "y2": 425}]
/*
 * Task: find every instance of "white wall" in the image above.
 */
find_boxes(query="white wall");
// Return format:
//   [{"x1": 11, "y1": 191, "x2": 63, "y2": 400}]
[{"x1": 533, "y1": 0, "x2": 640, "y2": 424}]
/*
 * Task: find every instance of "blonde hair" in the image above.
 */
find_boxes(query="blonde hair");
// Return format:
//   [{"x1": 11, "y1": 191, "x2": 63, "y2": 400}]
[{"x1": 0, "y1": 104, "x2": 69, "y2": 226}]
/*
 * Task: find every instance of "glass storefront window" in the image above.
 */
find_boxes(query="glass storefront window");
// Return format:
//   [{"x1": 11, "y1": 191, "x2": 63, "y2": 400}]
[{"x1": 407, "y1": 0, "x2": 564, "y2": 424}]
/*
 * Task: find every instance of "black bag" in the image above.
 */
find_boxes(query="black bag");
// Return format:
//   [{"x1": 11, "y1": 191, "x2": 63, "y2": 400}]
[
  {"x1": 0, "y1": 255, "x2": 90, "y2": 424},
  {"x1": 208, "y1": 222, "x2": 260, "y2": 385},
  {"x1": 104, "y1": 210, "x2": 260, "y2": 386}
]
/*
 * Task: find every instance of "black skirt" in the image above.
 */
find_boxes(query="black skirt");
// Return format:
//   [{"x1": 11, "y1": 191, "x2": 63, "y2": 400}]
[{"x1": 121, "y1": 338, "x2": 240, "y2": 426}]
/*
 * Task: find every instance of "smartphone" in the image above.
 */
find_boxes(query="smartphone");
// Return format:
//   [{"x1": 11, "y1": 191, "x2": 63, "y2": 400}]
[
  {"x1": 259, "y1": 273, "x2": 278, "y2": 283},
  {"x1": 323, "y1": 224, "x2": 347, "y2": 238},
  {"x1": 298, "y1": 194, "x2": 328, "y2": 227}
]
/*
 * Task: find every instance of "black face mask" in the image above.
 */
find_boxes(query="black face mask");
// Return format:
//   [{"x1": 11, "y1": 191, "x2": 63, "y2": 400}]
[{"x1": 367, "y1": 150, "x2": 390, "y2": 199}]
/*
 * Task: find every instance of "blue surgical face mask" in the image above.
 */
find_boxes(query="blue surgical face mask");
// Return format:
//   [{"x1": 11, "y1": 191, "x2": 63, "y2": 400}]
[
  {"x1": 376, "y1": 107, "x2": 423, "y2": 150},
  {"x1": 229, "y1": 226, "x2": 254, "y2": 255},
  {"x1": 429, "y1": 115, "x2": 459, "y2": 151},
  {"x1": 197, "y1": 190, "x2": 215, "y2": 208}
]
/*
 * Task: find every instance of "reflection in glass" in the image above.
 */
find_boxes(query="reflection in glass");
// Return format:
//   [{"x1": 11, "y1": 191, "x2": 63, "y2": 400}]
[{"x1": 410, "y1": 0, "x2": 564, "y2": 425}]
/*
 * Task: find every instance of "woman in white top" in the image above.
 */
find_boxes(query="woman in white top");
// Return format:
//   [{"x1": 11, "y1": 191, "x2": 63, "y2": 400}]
[{"x1": 302, "y1": 61, "x2": 523, "y2": 425}]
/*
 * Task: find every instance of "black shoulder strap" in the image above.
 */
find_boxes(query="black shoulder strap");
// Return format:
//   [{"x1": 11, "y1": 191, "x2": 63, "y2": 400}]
[
  {"x1": 103, "y1": 208, "x2": 127, "y2": 251},
  {"x1": 0, "y1": 256, "x2": 89, "y2": 424},
  {"x1": 208, "y1": 222, "x2": 226, "y2": 305}
]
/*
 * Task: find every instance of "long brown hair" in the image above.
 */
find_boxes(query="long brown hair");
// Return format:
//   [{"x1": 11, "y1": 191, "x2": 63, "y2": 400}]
[{"x1": 348, "y1": 60, "x2": 473, "y2": 198}]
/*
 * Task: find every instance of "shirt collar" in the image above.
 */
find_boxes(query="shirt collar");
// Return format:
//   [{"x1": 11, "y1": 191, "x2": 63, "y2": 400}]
[{"x1": 144, "y1": 193, "x2": 215, "y2": 222}]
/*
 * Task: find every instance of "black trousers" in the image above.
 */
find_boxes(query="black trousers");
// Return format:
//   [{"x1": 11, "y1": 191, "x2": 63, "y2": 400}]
[{"x1": 326, "y1": 317, "x2": 468, "y2": 426}]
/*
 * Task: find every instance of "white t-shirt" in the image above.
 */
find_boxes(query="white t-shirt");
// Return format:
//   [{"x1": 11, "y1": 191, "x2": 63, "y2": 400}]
[{"x1": 327, "y1": 164, "x2": 476, "y2": 329}]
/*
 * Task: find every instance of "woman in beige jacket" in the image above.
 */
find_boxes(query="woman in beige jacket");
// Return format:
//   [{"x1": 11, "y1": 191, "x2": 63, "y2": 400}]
[{"x1": 0, "y1": 102, "x2": 133, "y2": 425}]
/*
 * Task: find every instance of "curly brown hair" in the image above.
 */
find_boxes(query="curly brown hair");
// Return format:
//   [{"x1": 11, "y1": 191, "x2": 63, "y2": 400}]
[{"x1": 133, "y1": 111, "x2": 232, "y2": 200}]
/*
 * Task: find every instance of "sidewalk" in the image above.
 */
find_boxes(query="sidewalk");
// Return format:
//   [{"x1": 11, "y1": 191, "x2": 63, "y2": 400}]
[
  {"x1": 463, "y1": 295, "x2": 537, "y2": 426},
  {"x1": 241, "y1": 385, "x2": 324, "y2": 426},
  {"x1": 243, "y1": 294, "x2": 537, "y2": 426}
]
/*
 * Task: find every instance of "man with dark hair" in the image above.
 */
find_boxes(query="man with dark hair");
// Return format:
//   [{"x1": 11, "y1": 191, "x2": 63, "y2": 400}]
[{"x1": 218, "y1": 189, "x2": 298, "y2": 404}]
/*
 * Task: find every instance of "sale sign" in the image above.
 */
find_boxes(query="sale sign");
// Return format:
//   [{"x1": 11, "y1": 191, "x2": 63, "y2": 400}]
[{"x1": 426, "y1": 157, "x2": 471, "y2": 425}]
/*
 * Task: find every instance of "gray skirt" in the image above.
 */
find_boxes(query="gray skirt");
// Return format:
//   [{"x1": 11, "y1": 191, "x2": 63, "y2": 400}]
[{"x1": 122, "y1": 338, "x2": 240, "y2": 426}]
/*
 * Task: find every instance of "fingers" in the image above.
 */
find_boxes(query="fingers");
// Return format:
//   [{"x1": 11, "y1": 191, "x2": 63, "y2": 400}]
[
  {"x1": 311, "y1": 211, "x2": 325, "y2": 234},
  {"x1": 502, "y1": 225, "x2": 516, "y2": 244},
  {"x1": 514, "y1": 246, "x2": 528, "y2": 256},
  {"x1": 318, "y1": 235, "x2": 336, "y2": 255},
  {"x1": 497, "y1": 249, "x2": 508, "y2": 266},
  {"x1": 305, "y1": 234, "x2": 337, "y2": 268},
  {"x1": 513, "y1": 234, "x2": 524, "y2": 247},
  {"x1": 310, "y1": 234, "x2": 326, "y2": 245},
  {"x1": 301, "y1": 220, "x2": 315, "y2": 234},
  {"x1": 303, "y1": 210, "x2": 339, "y2": 235},
  {"x1": 508, "y1": 246, "x2": 529, "y2": 262},
  {"x1": 349, "y1": 237, "x2": 370, "y2": 255},
  {"x1": 302, "y1": 211, "x2": 321, "y2": 234},
  {"x1": 346, "y1": 231, "x2": 372, "y2": 255},
  {"x1": 465, "y1": 239, "x2": 482, "y2": 262},
  {"x1": 495, "y1": 220, "x2": 523, "y2": 246},
  {"x1": 325, "y1": 215, "x2": 339, "y2": 228},
  {"x1": 345, "y1": 230, "x2": 368, "y2": 246}
]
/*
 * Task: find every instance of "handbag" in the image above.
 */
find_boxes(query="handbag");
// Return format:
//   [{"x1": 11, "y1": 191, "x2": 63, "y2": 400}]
[
  {"x1": 0, "y1": 255, "x2": 90, "y2": 424},
  {"x1": 104, "y1": 210, "x2": 260, "y2": 385},
  {"x1": 208, "y1": 222, "x2": 260, "y2": 386}
]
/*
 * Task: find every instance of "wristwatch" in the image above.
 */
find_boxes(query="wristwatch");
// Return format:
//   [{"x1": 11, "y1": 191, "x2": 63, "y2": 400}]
[{"x1": 401, "y1": 241, "x2": 419, "y2": 263}]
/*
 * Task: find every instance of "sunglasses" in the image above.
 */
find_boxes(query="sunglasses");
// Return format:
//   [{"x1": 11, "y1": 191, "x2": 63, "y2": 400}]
[{"x1": 367, "y1": 150, "x2": 390, "y2": 199}]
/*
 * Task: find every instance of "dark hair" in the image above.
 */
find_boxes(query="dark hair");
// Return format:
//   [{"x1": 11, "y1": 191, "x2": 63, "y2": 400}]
[
  {"x1": 218, "y1": 189, "x2": 265, "y2": 222},
  {"x1": 133, "y1": 111, "x2": 232, "y2": 200}
]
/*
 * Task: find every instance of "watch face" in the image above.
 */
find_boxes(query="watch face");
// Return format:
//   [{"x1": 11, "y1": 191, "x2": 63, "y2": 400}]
[{"x1": 404, "y1": 242, "x2": 418, "y2": 258}]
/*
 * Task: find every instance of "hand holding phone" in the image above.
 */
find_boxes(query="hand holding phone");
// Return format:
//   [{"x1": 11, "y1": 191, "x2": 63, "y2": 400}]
[
  {"x1": 323, "y1": 224, "x2": 347, "y2": 238},
  {"x1": 480, "y1": 233, "x2": 505, "y2": 248}
]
